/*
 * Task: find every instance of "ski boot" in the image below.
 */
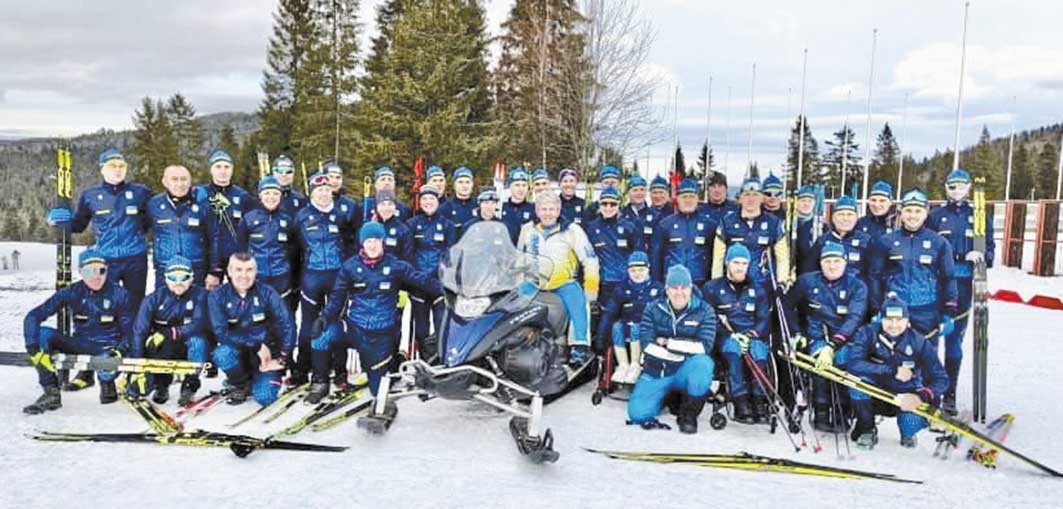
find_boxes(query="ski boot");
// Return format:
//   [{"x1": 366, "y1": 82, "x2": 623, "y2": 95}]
[
  {"x1": 286, "y1": 368, "x2": 308, "y2": 387},
  {"x1": 900, "y1": 435, "x2": 918, "y2": 448},
  {"x1": 226, "y1": 381, "x2": 252, "y2": 405},
  {"x1": 732, "y1": 396, "x2": 756, "y2": 424},
  {"x1": 23, "y1": 386, "x2": 62, "y2": 415},
  {"x1": 205, "y1": 364, "x2": 219, "y2": 379},
  {"x1": 63, "y1": 370, "x2": 95, "y2": 392},
  {"x1": 752, "y1": 396, "x2": 770, "y2": 424},
  {"x1": 942, "y1": 394, "x2": 958, "y2": 416},
  {"x1": 853, "y1": 427, "x2": 878, "y2": 450},
  {"x1": 813, "y1": 405, "x2": 834, "y2": 432},
  {"x1": 677, "y1": 395, "x2": 706, "y2": 434},
  {"x1": 306, "y1": 382, "x2": 330, "y2": 405},
  {"x1": 178, "y1": 376, "x2": 201, "y2": 406},
  {"x1": 99, "y1": 380, "x2": 118, "y2": 404},
  {"x1": 333, "y1": 370, "x2": 349, "y2": 391},
  {"x1": 152, "y1": 383, "x2": 170, "y2": 405}
]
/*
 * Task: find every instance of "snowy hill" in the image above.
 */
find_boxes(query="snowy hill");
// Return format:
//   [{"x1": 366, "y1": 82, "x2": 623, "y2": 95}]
[{"x1": 0, "y1": 242, "x2": 1061, "y2": 508}]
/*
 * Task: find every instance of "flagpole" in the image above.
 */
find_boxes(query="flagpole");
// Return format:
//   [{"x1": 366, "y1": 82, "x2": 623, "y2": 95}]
[
  {"x1": 747, "y1": 63, "x2": 756, "y2": 175},
  {"x1": 860, "y1": 29, "x2": 878, "y2": 215},
  {"x1": 952, "y1": 2, "x2": 971, "y2": 172},
  {"x1": 796, "y1": 48, "x2": 809, "y2": 189},
  {"x1": 840, "y1": 89, "x2": 852, "y2": 198},
  {"x1": 1004, "y1": 96, "x2": 1016, "y2": 200},
  {"x1": 724, "y1": 85, "x2": 732, "y2": 177},
  {"x1": 896, "y1": 92, "x2": 910, "y2": 200}
]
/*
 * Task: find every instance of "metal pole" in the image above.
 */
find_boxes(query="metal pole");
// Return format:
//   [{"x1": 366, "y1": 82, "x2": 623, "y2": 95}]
[
  {"x1": 1056, "y1": 130, "x2": 1063, "y2": 200},
  {"x1": 840, "y1": 89, "x2": 852, "y2": 197},
  {"x1": 1004, "y1": 96, "x2": 1016, "y2": 200},
  {"x1": 860, "y1": 29, "x2": 878, "y2": 216},
  {"x1": 747, "y1": 63, "x2": 756, "y2": 175},
  {"x1": 796, "y1": 48, "x2": 809, "y2": 189},
  {"x1": 724, "y1": 86, "x2": 732, "y2": 176},
  {"x1": 897, "y1": 92, "x2": 910, "y2": 200},
  {"x1": 952, "y1": 2, "x2": 971, "y2": 172}
]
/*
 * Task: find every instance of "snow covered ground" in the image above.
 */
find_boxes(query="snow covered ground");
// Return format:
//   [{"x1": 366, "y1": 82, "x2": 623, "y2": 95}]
[{"x1": 0, "y1": 241, "x2": 1061, "y2": 508}]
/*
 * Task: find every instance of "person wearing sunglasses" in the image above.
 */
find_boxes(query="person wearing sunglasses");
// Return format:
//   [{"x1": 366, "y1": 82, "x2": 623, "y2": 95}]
[
  {"x1": 290, "y1": 172, "x2": 358, "y2": 386},
  {"x1": 22, "y1": 250, "x2": 135, "y2": 414},
  {"x1": 760, "y1": 172, "x2": 787, "y2": 222},
  {"x1": 208, "y1": 252, "x2": 294, "y2": 406},
  {"x1": 711, "y1": 176, "x2": 790, "y2": 289},
  {"x1": 307, "y1": 222, "x2": 443, "y2": 403},
  {"x1": 926, "y1": 168, "x2": 994, "y2": 415},
  {"x1": 406, "y1": 186, "x2": 456, "y2": 360},
  {"x1": 439, "y1": 166, "x2": 477, "y2": 237},
  {"x1": 650, "y1": 179, "x2": 717, "y2": 288},
  {"x1": 501, "y1": 167, "x2": 536, "y2": 245},
  {"x1": 147, "y1": 165, "x2": 219, "y2": 291},
  {"x1": 270, "y1": 155, "x2": 307, "y2": 216},
  {"x1": 46, "y1": 148, "x2": 151, "y2": 392},
  {"x1": 581, "y1": 165, "x2": 623, "y2": 223},
  {"x1": 585, "y1": 186, "x2": 643, "y2": 352},
  {"x1": 363, "y1": 166, "x2": 411, "y2": 222},
  {"x1": 194, "y1": 149, "x2": 256, "y2": 288},
  {"x1": 129, "y1": 256, "x2": 210, "y2": 406},
  {"x1": 237, "y1": 176, "x2": 299, "y2": 314}
]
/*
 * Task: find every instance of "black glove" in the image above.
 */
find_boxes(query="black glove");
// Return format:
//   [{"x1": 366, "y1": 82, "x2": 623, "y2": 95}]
[
  {"x1": 311, "y1": 317, "x2": 328, "y2": 338},
  {"x1": 26, "y1": 345, "x2": 41, "y2": 356}
]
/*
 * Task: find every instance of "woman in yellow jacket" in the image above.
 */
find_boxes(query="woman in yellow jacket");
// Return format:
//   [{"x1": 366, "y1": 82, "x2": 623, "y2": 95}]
[{"x1": 517, "y1": 192, "x2": 600, "y2": 365}]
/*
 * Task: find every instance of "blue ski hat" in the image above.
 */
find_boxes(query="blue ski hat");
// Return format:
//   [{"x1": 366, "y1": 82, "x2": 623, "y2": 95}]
[
  {"x1": 359, "y1": 222, "x2": 386, "y2": 244},
  {"x1": 558, "y1": 168, "x2": 579, "y2": 181},
  {"x1": 820, "y1": 241, "x2": 846, "y2": 261},
  {"x1": 427, "y1": 165, "x2": 445, "y2": 179},
  {"x1": 740, "y1": 176, "x2": 763, "y2": 195},
  {"x1": 257, "y1": 175, "x2": 282, "y2": 194},
  {"x1": 374, "y1": 166, "x2": 395, "y2": 181},
  {"x1": 375, "y1": 190, "x2": 397, "y2": 205},
  {"x1": 833, "y1": 195, "x2": 858, "y2": 214},
  {"x1": 650, "y1": 175, "x2": 669, "y2": 191},
  {"x1": 762, "y1": 173, "x2": 783, "y2": 196},
  {"x1": 165, "y1": 255, "x2": 193, "y2": 275},
  {"x1": 323, "y1": 160, "x2": 343, "y2": 175},
  {"x1": 453, "y1": 166, "x2": 474, "y2": 181},
  {"x1": 678, "y1": 178, "x2": 699, "y2": 196},
  {"x1": 627, "y1": 251, "x2": 649, "y2": 268},
  {"x1": 79, "y1": 249, "x2": 106, "y2": 268},
  {"x1": 627, "y1": 175, "x2": 647, "y2": 189},
  {"x1": 797, "y1": 185, "x2": 816, "y2": 200},
  {"x1": 665, "y1": 265, "x2": 693, "y2": 288},
  {"x1": 870, "y1": 180, "x2": 894, "y2": 199},
  {"x1": 508, "y1": 167, "x2": 529, "y2": 184},
  {"x1": 881, "y1": 292, "x2": 910, "y2": 319},
  {"x1": 599, "y1": 165, "x2": 621, "y2": 182},
  {"x1": 900, "y1": 188, "x2": 928, "y2": 209},
  {"x1": 477, "y1": 187, "x2": 499, "y2": 203},
  {"x1": 98, "y1": 148, "x2": 125, "y2": 168},
  {"x1": 532, "y1": 168, "x2": 550, "y2": 183},
  {"x1": 599, "y1": 186, "x2": 622, "y2": 202},
  {"x1": 726, "y1": 244, "x2": 751, "y2": 264},
  {"x1": 206, "y1": 148, "x2": 232, "y2": 167},
  {"x1": 946, "y1": 168, "x2": 972, "y2": 185}
]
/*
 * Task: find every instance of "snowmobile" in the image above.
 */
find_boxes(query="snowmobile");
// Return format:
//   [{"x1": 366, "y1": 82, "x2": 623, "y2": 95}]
[{"x1": 357, "y1": 221, "x2": 597, "y2": 463}]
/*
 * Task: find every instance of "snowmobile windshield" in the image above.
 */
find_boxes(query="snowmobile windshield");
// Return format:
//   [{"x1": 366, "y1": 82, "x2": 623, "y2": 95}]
[{"x1": 440, "y1": 221, "x2": 551, "y2": 299}]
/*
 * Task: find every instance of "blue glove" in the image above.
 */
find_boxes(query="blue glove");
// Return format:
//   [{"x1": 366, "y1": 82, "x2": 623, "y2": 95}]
[
  {"x1": 46, "y1": 207, "x2": 72, "y2": 226},
  {"x1": 939, "y1": 315, "x2": 955, "y2": 337},
  {"x1": 193, "y1": 186, "x2": 209, "y2": 203}
]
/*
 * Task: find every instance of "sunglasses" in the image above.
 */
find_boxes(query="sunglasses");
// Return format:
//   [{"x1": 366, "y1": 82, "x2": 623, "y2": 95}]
[
  {"x1": 599, "y1": 201, "x2": 619, "y2": 208},
  {"x1": 764, "y1": 191, "x2": 783, "y2": 198},
  {"x1": 165, "y1": 272, "x2": 193, "y2": 283},
  {"x1": 80, "y1": 266, "x2": 107, "y2": 277},
  {"x1": 102, "y1": 161, "x2": 128, "y2": 171},
  {"x1": 946, "y1": 183, "x2": 968, "y2": 192},
  {"x1": 273, "y1": 167, "x2": 295, "y2": 175}
]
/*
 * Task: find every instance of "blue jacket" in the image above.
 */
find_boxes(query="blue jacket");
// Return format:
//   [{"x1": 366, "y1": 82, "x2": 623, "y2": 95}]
[
  {"x1": 786, "y1": 271, "x2": 868, "y2": 347},
  {"x1": 585, "y1": 215, "x2": 643, "y2": 284},
  {"x1": 620, "y1": 202, "x2": 654, "y2": 239},
  {"x1": 703, "y1": 199, "x2": 739, "y2": 224},
  {"x1": 560, "y1": 194, "x2": 586, "y2": 225},
  {"x1": 702, "y1": 276, "x2": 772, "y2": 340},
  {"x1": 596, "y1": 278, "x2": 663, "y2": 340},
  {"x1": 196, "y1": 183, "x2": 256, "y2": 276},
  {"x1": 408, "y1": 212, "x2": 457, "y2": 275},
  {"x1": 237, "y1": 206, "x2": 296, "y2": 277},
  {"x1": 812, "y1": 228, "x2": 873, "y2": 284},
  {"x1": 147, "y1": 193, "x2": 219, "y2": 274},
  {"x1": 131, "y1": 285, "x2": 210, "y2": 357},
  {"x1": 650, "y1": 210, "x2": 717, "y2": 285},
  {"x1": 294, "y1": 203, "x2": 357, "y2": 272},
  {"x1": 869, "y1": 226, "x2": 958, "y2": 312},
  {"x1": 847, "y1": 323, "x2": 949, "y2": 403},
  {"x1": 322, "y1": 253, "x2": 442, "y2": 332},
  {"x1": 380, "y1": 215, "x2": 414, "y2": 262},
  {"x1": 25, "y1": 281, "x2": 134, "y2": 351},
  {"x1": 333, "y1": 192, "x2": 362, "y2": 228},
  {"x1": 70, "y1": 181, "x2": 152, "y2": 259},
  {"x1": 644, "y1": 203, "x2": 674, "y2": 234},
  {"x1": 793, "y1": 218, "x2": 821, "y2": 275},
  {"x1": 764, "y1": 206, "x2": 787, "y2": 222},
  {"x1": 207, "y1": 282, "x2": 294, "y2": 355},
  {"x1": 439, "y1": 196, "x2": 477, "y2": 236},
  {"x1": 280, "y1": 187, "x2": 307, "y2": 218},
  {"x1": 856, "y1": 211, "x2": 896, "y2": 240},
  {"x1": 461, "y1": 216, "x2": 518, "y2": 245},
  {"x1": 928, "y1": 200, "x2": 996, "y2": 278},
  {"x1": 638, "y1": 295, "x2": 717, "y2": 378},
  {"x1": 501, "y1": 199, "x2": 536, "y2": 244},
  {"x1": 714, "y1": 210, "x2": 787, "y2": 282}
]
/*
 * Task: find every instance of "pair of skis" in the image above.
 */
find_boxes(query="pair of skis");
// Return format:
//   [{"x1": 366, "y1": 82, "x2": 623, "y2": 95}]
[
  {"x1": 971, "y1": 177, "x2": 989, "y2": 423},
  {"x1": 585, "y1": 448, "x2": 921, "y2": 484},
  {"x1": 0, "y1": 351, "x2": 207, "y2": 376},
  {"x1": 786, "y1": 350, "x2": 1062, "y2": 477}
]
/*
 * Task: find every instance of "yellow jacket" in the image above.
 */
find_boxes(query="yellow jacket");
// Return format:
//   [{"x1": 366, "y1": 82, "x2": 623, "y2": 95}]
[{"x1": 517, "y1": 220, "x2": 600, "y2": 293}]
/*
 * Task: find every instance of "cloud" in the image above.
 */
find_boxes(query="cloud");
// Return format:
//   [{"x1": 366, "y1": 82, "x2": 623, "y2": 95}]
[{"x1": 891, "y1": 44, "x2": 1063, "y2": 103}]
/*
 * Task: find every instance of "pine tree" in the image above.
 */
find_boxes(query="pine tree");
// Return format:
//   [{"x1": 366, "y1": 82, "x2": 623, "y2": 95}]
[
  {"x1": 673, "y1": 143, "x2": 686, "y2": 175},
  {"x1": 166, "y1": 93, "x2": 205, "y2": 169},
  {"x1": 494, "y1": 0, "x2": 586, "y2": 169},
  {"x1": 258, "y1": 0, "x2": 318, "y2": 157},
  {"x1": 822, "y1": 125, "x2": 860, "y2": 196},
  {"x1": 964, "y1": 126, "x2": 1004, "y2": 198},
  {"x1": 1036, "y1": 142, "x2": 1058, "y2": 199},
  {"x1": 1009, "y1": 144, "x2": 1033, "y2": 200},
  {"x1": 872, "y1": 122, "x2": 899, "y2": 186},
  {"x1": 785, "y1": 115, "x2": 820, "y2": 186},
  {"x1": 356, "y1": 0, "x2": 495, "y2": 192},
  {"x1": 696, "y1": 141, "x2": 714, "y2": 176},
  {"x1": 130, "y1": 97, "x2": 179, "y2": 188}
]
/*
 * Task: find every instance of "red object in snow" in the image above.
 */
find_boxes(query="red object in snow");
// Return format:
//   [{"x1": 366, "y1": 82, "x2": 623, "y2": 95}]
[
  {"x1": 990, "y1": 289, "x2": 1024, "y2": 303},
  {"x1": 1026, "y1": 294, "x2": 1063, "y2": 311}
]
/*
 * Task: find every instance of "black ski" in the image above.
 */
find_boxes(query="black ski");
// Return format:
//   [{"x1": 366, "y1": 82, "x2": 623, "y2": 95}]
[{"x1": 972, "y1": 177, "x2": 989, "y2": 423}]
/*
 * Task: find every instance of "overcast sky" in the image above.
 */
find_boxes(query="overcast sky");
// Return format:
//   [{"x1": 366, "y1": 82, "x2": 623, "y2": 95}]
[{"x1": 2, "y1": 0, "x2": 1061, "y2": 182}]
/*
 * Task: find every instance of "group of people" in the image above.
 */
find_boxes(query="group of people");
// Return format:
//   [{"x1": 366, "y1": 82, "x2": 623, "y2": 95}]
[{"x1": 20, "y1": 146, "x2": 993, "y2": 452}]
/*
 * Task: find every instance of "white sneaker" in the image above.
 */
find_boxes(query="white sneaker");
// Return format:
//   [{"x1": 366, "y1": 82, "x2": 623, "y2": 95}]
[
  {"x1": 610, "y1": 363, "x2": 629, "y2": 384},
  {"x1": 624, "y1": 365, "x2": 641, "y2": 385}
]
